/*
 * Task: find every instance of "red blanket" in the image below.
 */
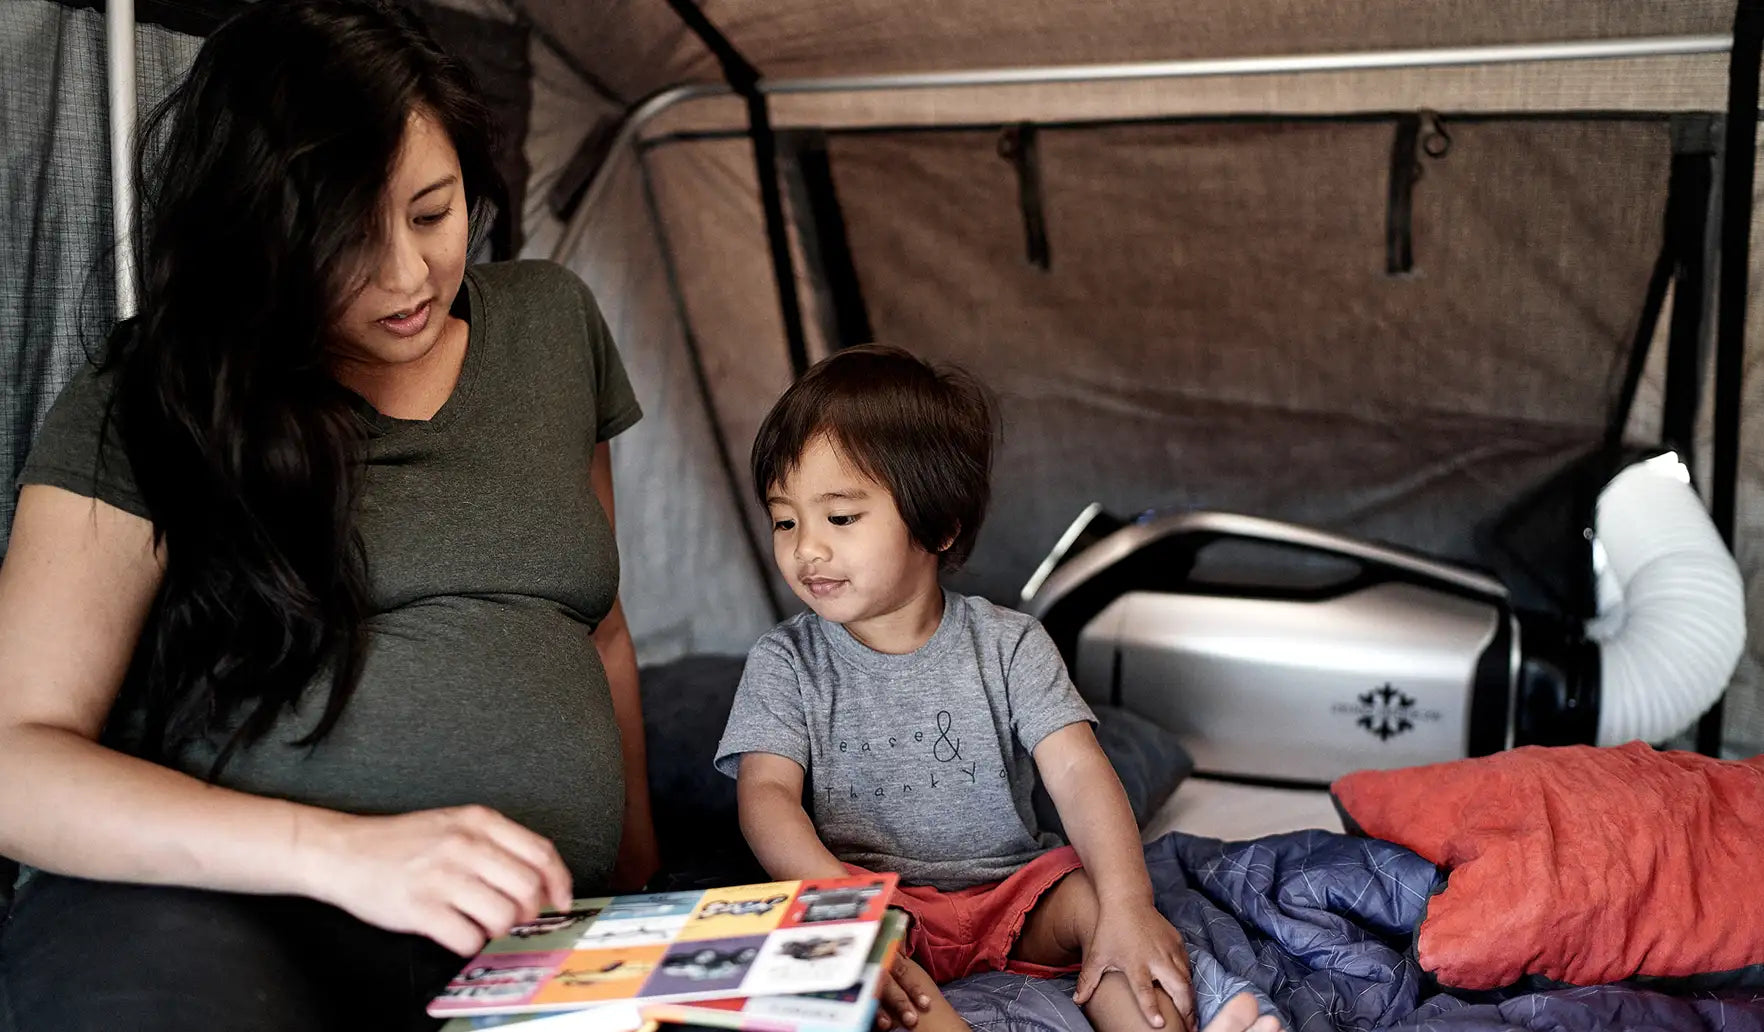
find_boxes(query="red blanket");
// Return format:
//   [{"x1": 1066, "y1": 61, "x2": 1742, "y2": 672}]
[{"x1": 1332, "y1": 741, "x2": 1764, "y2": 989}]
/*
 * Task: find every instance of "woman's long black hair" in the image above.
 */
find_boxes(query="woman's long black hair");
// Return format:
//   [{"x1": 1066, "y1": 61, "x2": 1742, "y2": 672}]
[{"x1": 106, "y1": 0, "x2": 501, "y2": 773}]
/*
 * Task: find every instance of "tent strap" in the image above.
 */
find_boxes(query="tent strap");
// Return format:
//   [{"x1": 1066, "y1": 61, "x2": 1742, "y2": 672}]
[
  {"x1": 1702, "y1": 0, "x2": 1763, "y2": 757},
  {"x1": 660, "y1": 0, "x2": 810, "y2": 377},
  {"x1": 779, "y1": 131, "x2": 873, "y2": 351}
]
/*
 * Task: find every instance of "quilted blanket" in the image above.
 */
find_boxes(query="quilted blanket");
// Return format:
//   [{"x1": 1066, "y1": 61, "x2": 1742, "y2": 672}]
[{"x1": 941, "y1": 832, "x2": 1764, "y2": 1032}]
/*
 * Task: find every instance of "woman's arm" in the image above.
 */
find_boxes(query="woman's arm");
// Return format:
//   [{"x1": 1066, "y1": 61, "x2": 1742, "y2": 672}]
[
  {"x1": 736, "y1": 753, "x2": 849, "y2": 881},
  {"x1": 589, "y1": 442, "x2": 660, "y2": 891},
  {"x1": 0, "y1": 485, "x2": 572, "y2": 954}
]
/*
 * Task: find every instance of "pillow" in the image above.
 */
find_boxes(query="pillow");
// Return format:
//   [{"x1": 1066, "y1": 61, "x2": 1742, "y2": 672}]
[
  {"x1": 1331, "y1": 741, "x2": 1764, "y2": 989},
  {"x1": 639, "y1": 655, "x2": 753, "y2": 884},
  {"x1": 641, "y1": 656, "x2": 1194, "y2": 882},
  {"x1": 1033, "y1": 705, "x2": 1194, "y2": 836}
]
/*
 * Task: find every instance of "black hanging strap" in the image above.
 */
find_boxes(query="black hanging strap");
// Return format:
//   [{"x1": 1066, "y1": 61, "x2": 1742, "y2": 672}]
[
  {"x1": 1386, "y1": 112, "x2": 1450, "y2": 277},
  {"x1": 782, "y1": 132, "x2": 874, "y2": 350},
  {"x1": 661, "y1": 0, "x2": 810, "y2": 377},
  {"x1": 1386, "y1": 115, "x2": 1422, "y2": 275},
  {"x1": 999, "y1": 124, "x2": 1051, "y2": 271},
  {"x1": 1701, "y1": 0, "x2": 1764, "y2": 756}
]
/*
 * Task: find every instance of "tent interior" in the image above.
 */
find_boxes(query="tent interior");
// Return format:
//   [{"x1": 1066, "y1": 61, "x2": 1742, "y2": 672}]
[{"x1": 5, "y1": 1, "x2": 1763, "y2": 831}]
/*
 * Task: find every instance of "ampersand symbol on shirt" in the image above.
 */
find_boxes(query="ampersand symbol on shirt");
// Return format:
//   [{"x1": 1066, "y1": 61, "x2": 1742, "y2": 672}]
[{"x1": 932, "y1": 710, "x2": 962, "y2": 762}]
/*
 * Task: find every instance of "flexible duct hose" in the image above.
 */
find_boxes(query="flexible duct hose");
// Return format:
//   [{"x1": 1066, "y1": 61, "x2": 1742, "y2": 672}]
[{"x1": 1587, "y1": 452, "x2": 1747, "y2": 746}]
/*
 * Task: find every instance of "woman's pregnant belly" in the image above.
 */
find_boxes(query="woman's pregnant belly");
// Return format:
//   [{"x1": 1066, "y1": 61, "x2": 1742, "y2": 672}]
[{"x1": 183, "y1": 595, "x2": 627, "y2": 886}]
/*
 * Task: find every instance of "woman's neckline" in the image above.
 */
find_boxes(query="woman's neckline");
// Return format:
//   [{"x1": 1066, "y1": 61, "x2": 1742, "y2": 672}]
[{"x1": 342, "y1": 267, "x2": 486, "y2": 435}]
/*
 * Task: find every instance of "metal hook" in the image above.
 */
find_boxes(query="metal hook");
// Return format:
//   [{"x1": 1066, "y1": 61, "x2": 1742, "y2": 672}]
[{"x1": 1421, "y1": 110, "x2": 1452, "y2": 159}]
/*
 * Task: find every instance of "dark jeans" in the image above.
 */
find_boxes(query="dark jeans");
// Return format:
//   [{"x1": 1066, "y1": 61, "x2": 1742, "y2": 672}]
[{"x1": 0, "y1": 873, "x2": 462, "y2": 1031}]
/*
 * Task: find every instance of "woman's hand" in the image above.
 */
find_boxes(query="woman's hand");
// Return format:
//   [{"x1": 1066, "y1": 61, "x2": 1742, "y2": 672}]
[
  {"x1": 1076, "y1": 899, "x2": 1196, "y2": 1031},
  {"x1": 298, "y1": 805, "x2": 573, "y2": 955}
]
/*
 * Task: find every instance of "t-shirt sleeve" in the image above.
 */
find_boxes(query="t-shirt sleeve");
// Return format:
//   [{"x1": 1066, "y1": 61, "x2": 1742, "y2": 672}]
[
  {"x1": 1006, "y1": 619, "x2": 1097, "y2": 753},
  {"x1": 15, "y1": 364, "x2": 150, "y2": 521},
  {"x1": 569, "y1": 273, "x2": 643, "y2": 444},
  {"x1": 714, "y1": 637, "x2": 812, "y2": 779}
]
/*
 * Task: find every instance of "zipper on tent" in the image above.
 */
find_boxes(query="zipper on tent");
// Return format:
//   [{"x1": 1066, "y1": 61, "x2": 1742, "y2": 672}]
[{"x1": 999, "y1": 124, "x2": 1051, "y2": 270}]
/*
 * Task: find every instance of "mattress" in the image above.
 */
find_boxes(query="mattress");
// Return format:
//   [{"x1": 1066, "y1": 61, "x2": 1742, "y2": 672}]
[{"x1": 1142, "y1": 776, "x2": 1343, "y2": 842}]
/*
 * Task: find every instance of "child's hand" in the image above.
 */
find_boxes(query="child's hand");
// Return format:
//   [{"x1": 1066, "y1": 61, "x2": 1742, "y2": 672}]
[
  {"x1": 1076, "y1": 900, "x2": 1195, "y2": 1031},
  {"x1": 875, "y1": 953, "x2": 937, "y2": 1031}
]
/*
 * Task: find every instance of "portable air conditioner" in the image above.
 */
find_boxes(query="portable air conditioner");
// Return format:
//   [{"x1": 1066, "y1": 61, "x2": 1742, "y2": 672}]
[{"x1": 1020, "y1": 507, "x2": 1600, "y2": 785}]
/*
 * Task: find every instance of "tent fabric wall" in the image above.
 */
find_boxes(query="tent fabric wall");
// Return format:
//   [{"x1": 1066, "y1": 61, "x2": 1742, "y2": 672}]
[
  {"x1": 0, "y1": 1, "x2": 199, "y2": 551},
  {"x1": 551, "y1": 34, "x2": 1764, "y2": 753},
  {"x1": 628, "y1": 118, "x2": 1677, "y2": 612},
  {"x1": 2, "y1": 0, "x2": 1761, "y2": 755},
  {"x1": 556, "y1": 146, "x2": 782, "y2": 660}
]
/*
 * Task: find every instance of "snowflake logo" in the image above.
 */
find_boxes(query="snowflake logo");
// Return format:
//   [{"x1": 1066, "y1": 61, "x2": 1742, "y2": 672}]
[{"x1": 1354, "y1": 683, "x2": 1417, "y2": 741}]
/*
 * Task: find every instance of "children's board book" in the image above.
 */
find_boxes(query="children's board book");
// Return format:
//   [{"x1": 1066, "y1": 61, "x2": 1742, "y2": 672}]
[
  {"x1": 429, "y1": 874, "x2": 899, "y2": 1019},
  {"x1": 439, "y1": 912, "x2": 908, "y2": 1032}
]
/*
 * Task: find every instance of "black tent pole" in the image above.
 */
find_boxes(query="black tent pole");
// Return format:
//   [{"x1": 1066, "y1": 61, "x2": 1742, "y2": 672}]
[
  {"x1": 660, "y1": 0, "x2": 811, "y2": 378},
  {"x1": 1701, "y1": 0, "x2": 1763, "y2": 757}
]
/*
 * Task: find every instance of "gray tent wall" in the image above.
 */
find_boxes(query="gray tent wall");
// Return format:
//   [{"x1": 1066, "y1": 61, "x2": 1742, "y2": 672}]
[
  {"x1": 4, "y1": 0, "x2": 1763, "y2": 754},
  {"x1": 540, "y1": 5, "x2": 1764, "y2": 756},
  {"x1": 0, "y1": 1, "x2": 200, "y2": 546}
]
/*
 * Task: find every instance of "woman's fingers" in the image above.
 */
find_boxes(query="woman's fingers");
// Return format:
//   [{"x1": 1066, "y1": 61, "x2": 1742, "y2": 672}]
[
  {"x1": 457, "y1": 838, "x2": 550, "y2": 923},
  {"x1": 422, "y1": 902, "x2": 491, "y2": 956},
  {"x1": 445, "y1": 869, "x2": 525, "y2": 942},
  {"x1": 460, "y1": 806, "x2": 573, "y2": 911}
]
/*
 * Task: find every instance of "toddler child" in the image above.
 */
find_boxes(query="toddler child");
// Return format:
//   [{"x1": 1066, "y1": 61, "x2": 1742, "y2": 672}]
[{"x1": 715, "y1": 346, "x2": 1278, "y2": 1032}]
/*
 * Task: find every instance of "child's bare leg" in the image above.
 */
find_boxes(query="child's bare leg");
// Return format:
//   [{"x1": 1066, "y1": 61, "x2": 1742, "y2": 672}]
[
  {"x1": 1014, "y1": 871, "x2": 1182, "y2": 1032},
  {"x1": 1014, "y1": 873, "x2": 1283, "y2": 1032},
  {"x1": 877, "y1": 954, "x2": 970, "y2": 1032}
]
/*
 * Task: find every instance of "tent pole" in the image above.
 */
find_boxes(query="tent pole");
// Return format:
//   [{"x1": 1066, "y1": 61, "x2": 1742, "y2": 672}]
[
  {"x1": 758, "y1": 35, "x2": 1731, "y2": 94},
  {"x1": 556, "y1": 34, "x2": 1731, "y2": 260},
  {"x1": 1701, "y1": 0, "x2": 1764, "y2": 758},
  {"x1": 107, "y1": 0, "x2": 139, "y2": 319}
]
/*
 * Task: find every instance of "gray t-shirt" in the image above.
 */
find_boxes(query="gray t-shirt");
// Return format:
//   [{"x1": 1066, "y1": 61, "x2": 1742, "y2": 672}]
[
  {"x1": 17, "y1": 260, "x2": 640, "y2": 886},
  {"x1": 715, "y1": 591, "x2": 1095, "y2": 891}
]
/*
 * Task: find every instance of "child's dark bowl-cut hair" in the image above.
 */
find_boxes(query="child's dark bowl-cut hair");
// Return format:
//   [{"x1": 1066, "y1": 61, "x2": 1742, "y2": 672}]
[{"x1": 751, "y1": 345, "x2": 997, "y2": 570}]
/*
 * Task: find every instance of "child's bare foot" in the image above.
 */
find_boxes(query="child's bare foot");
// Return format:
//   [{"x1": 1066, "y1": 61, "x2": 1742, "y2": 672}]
[{"x1": 1200, "y1": 991, "x2": 1281, "y2": 1032}]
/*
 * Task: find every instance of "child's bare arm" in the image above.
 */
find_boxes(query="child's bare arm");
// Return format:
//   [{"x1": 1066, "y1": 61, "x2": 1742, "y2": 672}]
[
  {"x1": 1036, "y1": 723, "x2": 1193, "y2": 1029},
  {"x1": 1035, "y1": 723, "x2": 1154, "y2": 906},
  {"x1": 736, "y1": 752, "x2": 850, "y2": 881}
]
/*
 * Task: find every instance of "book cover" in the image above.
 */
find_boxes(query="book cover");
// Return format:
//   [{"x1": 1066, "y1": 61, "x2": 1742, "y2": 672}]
[
  {"x1": 429, "y1": 874, "x2": 897, "y2": 1019},
  {"x1": 440, "y1": 913, "x2": 907, "y2": 1032},
  {"x1": 645, "y1": 910, "x2": 907, "y2": 1032}
]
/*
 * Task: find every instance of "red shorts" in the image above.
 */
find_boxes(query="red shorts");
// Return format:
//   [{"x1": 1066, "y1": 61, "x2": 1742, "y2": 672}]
[{"x1": 847, "y1": 846, "x2": 1084, "y2": 984}]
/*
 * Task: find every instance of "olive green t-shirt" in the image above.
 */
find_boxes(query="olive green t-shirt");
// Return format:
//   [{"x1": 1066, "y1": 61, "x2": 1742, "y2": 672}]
[{"x1": 16, "y1": 260, "x2": 641, "y2": 886}]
